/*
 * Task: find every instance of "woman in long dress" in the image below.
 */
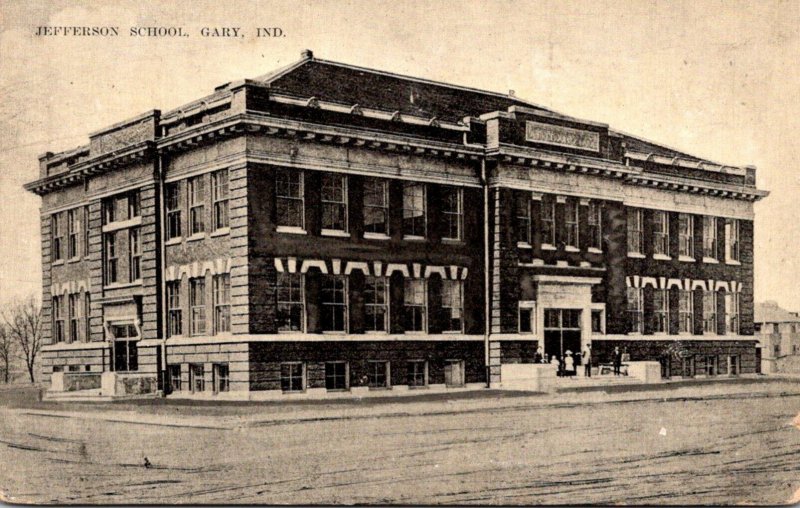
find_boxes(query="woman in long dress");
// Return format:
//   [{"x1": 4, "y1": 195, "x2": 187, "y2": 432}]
[{"x1": 564, "y1": 351, "x2": 575, "y2": 377}]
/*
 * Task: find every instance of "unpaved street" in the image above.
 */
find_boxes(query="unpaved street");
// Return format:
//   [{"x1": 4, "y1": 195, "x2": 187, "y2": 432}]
[{"x1": 1, "y1": 384, "x2": 799, "y2": 504}]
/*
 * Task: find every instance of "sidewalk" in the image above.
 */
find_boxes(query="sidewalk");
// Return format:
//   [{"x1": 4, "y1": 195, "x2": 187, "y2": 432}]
[{"x1": 9, "y1": 376, "x2": 800, "y2": 431}]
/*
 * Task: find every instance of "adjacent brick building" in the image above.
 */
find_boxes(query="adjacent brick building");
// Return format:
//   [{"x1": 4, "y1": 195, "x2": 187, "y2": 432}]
[{"x1": 25, "y1": 50, "x2": 768, "y2": 398}]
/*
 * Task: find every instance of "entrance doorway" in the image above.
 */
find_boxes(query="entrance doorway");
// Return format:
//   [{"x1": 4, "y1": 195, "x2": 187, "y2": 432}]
[{"x1": 543, "y1": 309, "x2": 582, "y2": 365}]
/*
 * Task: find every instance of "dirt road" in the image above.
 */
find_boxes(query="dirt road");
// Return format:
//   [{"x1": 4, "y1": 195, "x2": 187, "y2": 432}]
[{"x1": 1, "y1": 384, "x2": 799, "y2": 504}]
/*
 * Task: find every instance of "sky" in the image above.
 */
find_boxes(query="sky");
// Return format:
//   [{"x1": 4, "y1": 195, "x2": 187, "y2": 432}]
[{"x1": 1, "y1": 0, "x2": 799, "y2": 310}]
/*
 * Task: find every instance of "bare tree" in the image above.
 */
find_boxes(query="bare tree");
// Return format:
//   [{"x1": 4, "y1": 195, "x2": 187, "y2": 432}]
[
  {"x1": 0, "y1": 324, "x2": 14, "y2": 383},
  {"x1": 2, "y1": 297, "x2": 43, "y2": 383}
]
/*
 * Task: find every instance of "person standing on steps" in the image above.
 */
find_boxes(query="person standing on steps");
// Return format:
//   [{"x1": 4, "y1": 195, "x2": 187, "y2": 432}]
[
  {"x1": 613, "y1": 346, "x2": 622, "y2": 376},
  {"x1": 583, "y1": 345, "x2": 592, "y2": 378}
]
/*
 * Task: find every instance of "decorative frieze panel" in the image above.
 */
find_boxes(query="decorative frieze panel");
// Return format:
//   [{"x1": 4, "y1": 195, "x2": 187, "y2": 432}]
[
  {"x1": 626, "y1": 275, "x2": 742, "y2": 293},
  {"x1": 165, "y1": 258, "x2": 232, "y2": 281},
  {"x1": 272, "y1": 257, "x2": 468, "y2": 280},
  {"x1": 525, "y1": 121, "x2": 600, "y2": 152}
]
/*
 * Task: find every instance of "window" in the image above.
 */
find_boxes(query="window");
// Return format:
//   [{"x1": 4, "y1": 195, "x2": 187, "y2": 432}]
[
  {"x1": 367, "y1": 360, "x2": 389, "y2": 388},
  {"x1": 515, "y1": 192, "x2": 531, "y2": 245},
  {"x1": 402, "y1": 182, "x2": 426, "y2": 237},
  {"x1": 213, "y1": 274, "x2": 231, "y2": 334},
  {"x1": 519, "y1": 302, "x2": 536, "y2": 333},
  {"x1": 166, "y1": 182, "x2": 182, "y2": 240},
  {"x1": 321, "y1": 173, "x2": 348, "y2": 232},
  {"x1": 653, "y1": 211, "x2": 669, "y2": 256},
  {"x1": 364, "y1": 276, "x2": 388, "y2": 332},
  {"x1": 679, "y1": 290, "x2": 693, "y2": 334},
  {"x1": 404, "y1": 279, "x2": 427, "y2": 332},
  {"x1": 442, "y1": 187, "x2": 463, "y2": 241},
  {"x1": 541, "y1": 195, "x2": 556, "y2": 246},
  {"x1": 52, "y1": 213, "x2": 63, "y2": 262},
  {"x1": 84, "y1": 293, "x2": 91, "y2": 341},
  {"x1": 678, "y1": 214, "x2": 694, "y2": 257},
  {"x1": 773, "y1": 323, "x2": 780, "y2": 335},
  {"x1": 276, "y1": 169, "x2": 304, "y2": 229},
  {"x1": 726, "y1": 219, "x2": 740, "y2": 262},
  {"x1": 166, "y1": 280, "x2": 182, "y2": 337},
  {"x1": 588, "y1": 201, "x2": 602, "y2": 250},
  {"x1": 52, "y1": 295, "x2": 65, "y2": 343},
  {"x1": 627, "y1": 208, "x2": 643, "y2": 254},
  {"x1": 325, "y1": 362, "x2": 348, "y2": 391},
  {"x1": 728, "y1": 355, "x2": 740, "y2": 375},
  {"x1": 591, "y1": 309, "x2": 604, "y2": 333},
  {"x1": 276, "y1": 273, "x2": 304, "y2": 332},
  {"x1": 321, "y1": 275, "x2": 347, "y2": 332},
  {"x1": 280, "y1": 362, "x2": 305, "y2": 392},
  {"x1": 725, "y1": 292, "x2": 740, "y2": 335},
  {"x1": 565, "y1": 199, "x2": 579, "y2": 248},
  {"x1": 703, "y1": 291, "x2": 717, "y2": 333},
  {"x1": 441, "y1": 280, "x2": 464, "y2": 332},
  {"x1": 67, "y1": 209, "x2": 79, "y2": 259},
  {"x1": 83, "y1": 206, "x2": 90, "y2": 257},
  {"x1": 406, "y1": 360, "x2": 427, "y2": 387},
  {"x1": 169, "y1": 365, "x2": 182, "y2": 391},
  {"x1": 103, "y1": 232, "x2": 117, "y2": 284},
  {"x1": 363, "y1": 178, "x2": 389, "y2": 235},
  {"x1": 652, "y1": 289, "x2": 668, "y2": 333},
  {"x1": 213, "y1": 363, "x2": 229, "y2": 393},
  {"x1": 111, "y1": 324, "x2": 138, "y2": 372},
  {"x1": 129, "y1": 228, "x2": 141, "y2": 282},
  {"x1": 444, "y1": 360, "x2": 465, "y2": 387},
  {"x1": 189, "y1": 176, "x2": 205, "y2": 236},
  {"x1": 705, "y1": 355, "x2": 719, "y2": 376},
  {"x1": 127, "y1": 190, "x2": 140, "y2": 219},
  {"x1": 189, "y1": 277, "x2": 206, "y2": 336},
  {"x1": 68, "y1": 293, "x2": 80, "y2": 343},
  {"x1": 703, "y1": 216, "x2": 717, "y2": 259},
  {"x1": 211, "y1": 169, "x2": 230, "y2": 231},
  {"x1": 190, "y1": 363, "x2": 205, "y2": 392},
  {"x1": 627, "y1": 287, "x2": 643, "y2": 333}
]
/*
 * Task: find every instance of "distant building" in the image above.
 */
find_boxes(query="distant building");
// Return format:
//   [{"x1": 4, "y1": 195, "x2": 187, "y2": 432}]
[
  {"x1": 25, "y1": 50, "x2": 768, "y2": 399},
  {"x1": 755, "y1": 301, "x2": 800, "y2": 373}
]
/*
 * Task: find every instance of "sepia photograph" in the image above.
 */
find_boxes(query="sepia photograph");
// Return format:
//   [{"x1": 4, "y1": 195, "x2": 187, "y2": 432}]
[{"x1": 0, "y1": 0, "x2": 799, "y2": 504}]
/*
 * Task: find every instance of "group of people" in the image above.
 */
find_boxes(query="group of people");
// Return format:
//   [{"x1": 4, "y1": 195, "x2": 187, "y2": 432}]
[{"x1": 533, "y1": 345, "x2": 594, "y2": 378}]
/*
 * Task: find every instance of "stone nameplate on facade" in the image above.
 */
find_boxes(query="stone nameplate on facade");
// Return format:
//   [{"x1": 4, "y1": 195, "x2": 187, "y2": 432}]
[{"x1": 525, "y1": 121, "x2": 600, "y2": 152}]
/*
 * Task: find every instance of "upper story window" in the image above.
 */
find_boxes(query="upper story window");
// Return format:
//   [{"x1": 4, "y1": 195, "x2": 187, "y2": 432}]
[
  {"x1": 564, "y1": 199, "x2": 579, "y2": 249},
  {"x1": 189, "y1": 277, "x2": 206, "y2": 336},
  {"x1": 321, "y1": 173, "x2": 348, "y2": 233},
  {"x1": 652, "y1": 288, "x2": 668, "y2": 333},
  {"x1": 212, "y1": 170, "x2": 230, "y2": 231},
  {"x1": 726, "y1": 219, "x2": 740, "y2": 262},
  {"x1": 165, "y1": 182, "x2": 182, "y2": 240},
  {"x1": 68, "y1": 293, "x2": 81, "y2": 343},
  {"x1": 515, "y1": 192, "x2": 531, "y2": 245},
  {"x1": 276, "y1": 169, "x2": 304, "y2": 230},
  {"x1": 402, "y1": 182, "x2": 426, "y2": 238},
  {"x1": 276, "y1": 272, "x2": 304, "y2": 332},
  {"x1": 678, "y1": 214, "x2": 694, "y2": 258},
  {"x1": 441, "y1": 187, "x2": 463, "y2": 241},
  {"x1": 403, "y1": 278, "x2": 427, "y2": 332},
  {"x1": 627, "y1": 287, "x2": 643, "y2": 334},
  {"x1": 441, "y1": 279, "x2": 464, "y2": 333},
  {"x1": 128, "y1": 191, "x2": 140, "y2": 219},
  {"x1": 103, "y1": 232, "x2": 118, "y2": 285},
  {"x1": 321, "y1": 274, "x2": 347, "y2": 332},
  {"x1": 588, "y1": 201, "x2": 602, "y2": 250},
  {"x1": 67, "y1": 209, "x2": 79, "y2": 259},
  {"x1": 213, "y1": 274, "x2": 231, "y2": 334},
  {"x1": 653, "y1": 211, "x2": 670, "y2": 256},
  {"x1": 679, "y1": 290, "x2": 693, "y2": 333},
  {"x1": 129, "y1": 228, "x2": 141, "y2": 282},
  {"x1": 364, "y1": 276, "x2": 388, "y2": 332},
  {"x1": 51, "y1": 213, "x2": 63, "y2": 262},
  {"x1": 83, "y1": 206, "x2": 90, "y2": 257},
  {"x1": 188, "y1": 176, "x2": 205, "y2": 236},
  {"x1": 541, "y1": 194, "x2": 556, "y2": 246},
  {"x1": 103, "y1": 190, "x2": 139, "y2": 225},
  {"x1": 703, "y1": 291, "x2": 717, "y2": 334},
  {"x1": 627, "y1": 208, "x2": 643, "y2": 254},
  {"x1": 363, "y1": 178, "x2": 389, "y2": 236},
  {"x1": 166, "y1": 280, "x2": 182, "y2": 338},
  {"x1": 703, "y1": 216, "x2": 717, "y2": 260}
]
